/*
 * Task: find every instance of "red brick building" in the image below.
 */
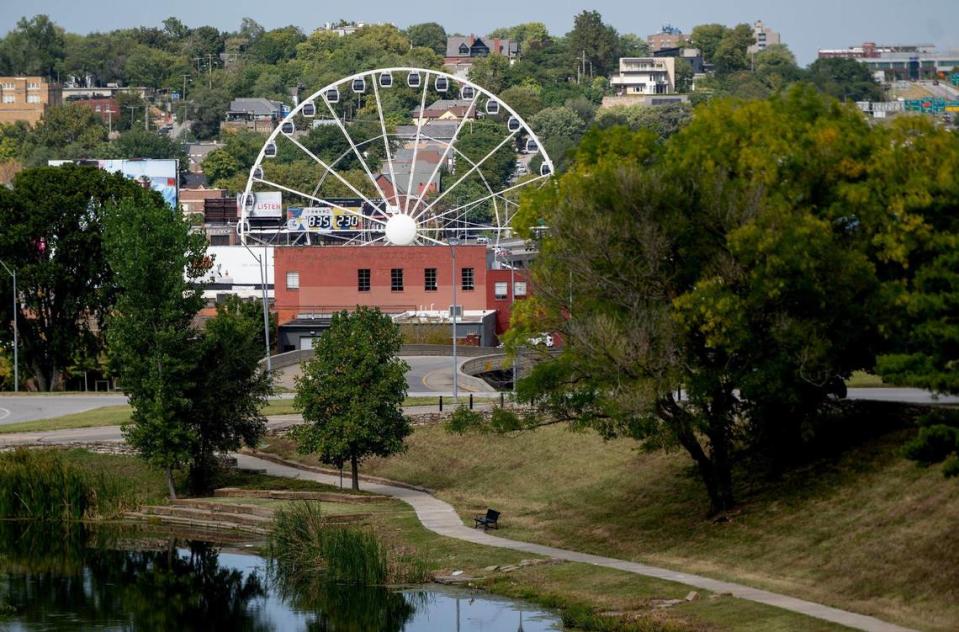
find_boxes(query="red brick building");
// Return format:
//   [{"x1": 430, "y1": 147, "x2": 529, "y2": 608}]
[{"x1": 274, "y1": 245, "x2": 529, "y2": 350}]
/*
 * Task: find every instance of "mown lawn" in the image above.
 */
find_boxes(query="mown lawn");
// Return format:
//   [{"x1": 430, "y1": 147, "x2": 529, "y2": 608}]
[{"x1": 262, "y1": 413, "x2": 959, "y2": 632}]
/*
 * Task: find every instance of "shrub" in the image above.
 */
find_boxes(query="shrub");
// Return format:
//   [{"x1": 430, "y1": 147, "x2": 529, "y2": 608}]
[{"x1": 902, "y1": 409, "x2": 959, "y2": 477}]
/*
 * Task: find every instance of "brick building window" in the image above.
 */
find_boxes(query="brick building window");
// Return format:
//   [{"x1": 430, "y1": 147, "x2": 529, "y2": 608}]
[
  {"x1": 514, "y1": 281, "x2": 527, "y2": 296},
  {"x1": 2, "y1": 95, "x2": 14, "y2": 104},
  {"x1": 424, "y1": 268, "x2": 437, "y2": 291},
  {"x1": 358, "y1": 268, "x2": 371, "y2": 292},
  {"x1": 391, "y1": 268, "x2": 404, "y2": 292},
  {"x1": 27, "y1": 95, "x2": 40, "y2": 104},
  {"x1": 286, "y1": 271, "x2": 299, "y2": 290},
  {"x1": 461, "y1": 267, "x2": 474, "y2": 291},
  {"x1": 494, "y1": 282, "x2": 508, "y2": 299}
]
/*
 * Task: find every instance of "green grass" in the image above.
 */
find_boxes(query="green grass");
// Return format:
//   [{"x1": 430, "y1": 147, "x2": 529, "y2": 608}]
[
  {"x1": 0, "y1": 405, "x2": 132, "y2": 434},
  {"x1": 262, "y1": 417, "x2": 959, "y2": 631},
  {"x1": 356, "y1": 496, "x2": 848, "y2": 631},
  {"x1": 0, "y1": 398, "x2": 450, "y2": 435},
  {"x1": 845, "y1": 371, "x2": 887, "y2": 388}
]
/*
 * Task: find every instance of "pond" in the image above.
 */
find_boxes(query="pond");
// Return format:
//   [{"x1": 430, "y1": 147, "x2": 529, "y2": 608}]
[{"x1": 0, "y1": 522, "x2": 562, "y2": 631}]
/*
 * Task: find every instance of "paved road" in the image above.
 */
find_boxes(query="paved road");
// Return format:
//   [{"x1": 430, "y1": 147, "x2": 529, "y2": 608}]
[
  {"x1": 274, "y1": 355, "x2": 494, "y2": 394},
  {"x1": 235, "y1": 454, "x2": 915, "y2": 632},
  {"x1": 0, "y1": 395, "x2": 128, "y2": 426},
  {"x1": 1, "y1": 387, "x2": 953, "y2": 430}
]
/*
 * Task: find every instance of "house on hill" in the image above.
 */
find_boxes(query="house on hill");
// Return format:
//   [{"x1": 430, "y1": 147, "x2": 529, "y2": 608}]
[
  {"x1": 411, "y1": 99, "x2": 479, "y2": 125},
  {"x1": 444, "y1": 35, "x2": 519, "y2": 76}
]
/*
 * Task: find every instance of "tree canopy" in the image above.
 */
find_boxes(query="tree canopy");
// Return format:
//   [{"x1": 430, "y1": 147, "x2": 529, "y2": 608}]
[{"x1": 506, "y1": 86, "x2": 959, "y2": 512}]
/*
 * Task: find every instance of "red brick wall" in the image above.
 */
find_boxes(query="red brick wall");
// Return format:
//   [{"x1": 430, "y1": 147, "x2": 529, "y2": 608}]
[
  {"x1": 486, "y1": 268, "x2": 529, "y2": 334},
  {"x1": 275, "y1": 245, "x2": 489, "y2": 324}
]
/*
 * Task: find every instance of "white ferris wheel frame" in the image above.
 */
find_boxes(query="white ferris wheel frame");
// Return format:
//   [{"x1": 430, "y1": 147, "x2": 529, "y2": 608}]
[{"x1": 238, "y1": 66, "x2": 554, "y2": 247}]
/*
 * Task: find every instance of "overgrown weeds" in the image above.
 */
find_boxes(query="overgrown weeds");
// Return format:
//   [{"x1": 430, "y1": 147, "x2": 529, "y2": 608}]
[{"x1": 0, "y1": 449, "x2": 95, "y2": 520}]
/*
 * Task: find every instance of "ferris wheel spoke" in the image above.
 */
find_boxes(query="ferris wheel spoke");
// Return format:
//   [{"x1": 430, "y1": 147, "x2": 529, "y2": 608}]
[
  {"x1": 415, "y1": 233, "x2": 448, "y2": 246},
  {"x1": 371, "y1": 78, "x2": 400, "y2": 211},
  {"x1": 414, "y1": 148, "x2": 534, "y2": 224},
  {"x1": 321, "y1": 96, "x2": 391, "y2": 204},
  {"x1": 426, "y1": 173, "x2": 546, "y2": 223},
  {"x1": 282, "y1": 133, "x2": 382, "y2": 212},
  {"x1": 361, "y1": 234, "x2": 388, "y2": 247},
  {"x1": 412, "y1": 130, "x2": 519, "y2": 222},
  {"x1": 403, "y1": 72, "x2": 432, "y2": 214},
  {"x1": 406, "y1": 93, "x2": 480, "y2": 217},
  {"x1": 255, "y1": 177, "x2": 386, "y2": 226}
]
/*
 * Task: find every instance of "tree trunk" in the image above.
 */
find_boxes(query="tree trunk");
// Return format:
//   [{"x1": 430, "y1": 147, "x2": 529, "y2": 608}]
[
  {"x1": 350, "y1": 453, "x2": 359, "y2": 491},
  {"x1": 165, "y1": 468, "x2": 177, "y2": 499}
]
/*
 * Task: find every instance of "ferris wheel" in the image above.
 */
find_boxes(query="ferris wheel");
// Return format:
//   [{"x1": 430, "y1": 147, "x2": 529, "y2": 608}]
[{"x1": 238, "y1": 67, "x2": 554, "y2": 248}]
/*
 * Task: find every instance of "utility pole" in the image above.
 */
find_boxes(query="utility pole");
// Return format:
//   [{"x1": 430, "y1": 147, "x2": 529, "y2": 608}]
[
  {"x1": 181, "y1": 74, "x2": 190, "y2": 102},
  {"x1": 448, "y1": 238, "x2": 460, "y2": 399},
  {"x1": 0, "y1": 260, "x2": 18, "y2": 392}
]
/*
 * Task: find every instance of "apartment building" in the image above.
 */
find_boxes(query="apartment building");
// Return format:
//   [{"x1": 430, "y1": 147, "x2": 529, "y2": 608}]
[
  {"x1": 748, "y1": 20, "x2": 781, "y2": 54},
  {"x1": 0, "y1": 76, "x2": 62, "y2": 125},
  {"x1": 610, "y1": 57, "x2": 677, "y2": 95}
]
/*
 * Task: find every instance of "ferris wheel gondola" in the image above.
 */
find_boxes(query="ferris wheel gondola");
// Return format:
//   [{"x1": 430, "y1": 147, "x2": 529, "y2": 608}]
[
  {"x1": 379, "y1": 72, "x2": 393, "y2": 87},
  {"x1": 407, "y1": 71, "x2": 421, "y2": 88},
  {"x1": 301, "y1": 101, "x2": 316, "y2": 117}
]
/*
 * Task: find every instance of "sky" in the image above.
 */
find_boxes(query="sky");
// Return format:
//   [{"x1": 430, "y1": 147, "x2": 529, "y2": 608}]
[{"x1": 2, "y1": 0, "x2": 958, "y2": 66}]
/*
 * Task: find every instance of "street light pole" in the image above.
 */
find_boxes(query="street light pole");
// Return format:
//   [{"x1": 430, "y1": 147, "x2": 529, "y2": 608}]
[
  {"x1": 448, "y1": 238, "x2": 460, "y2": 400},
  {"x1": 0, "y1": 260, "x2": 17, "y2": 392}
]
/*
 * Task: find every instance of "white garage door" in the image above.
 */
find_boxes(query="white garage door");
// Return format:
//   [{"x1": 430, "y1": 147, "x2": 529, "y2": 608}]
[{"x1": 299, "y1": 337, "x2": 314, "y2": 351}]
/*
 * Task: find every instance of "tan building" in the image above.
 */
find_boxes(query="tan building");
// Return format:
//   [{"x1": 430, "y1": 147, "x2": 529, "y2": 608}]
[
  {"x1": 610, "y1": 57, "x2": 677, "y2": 95},
  {"x1": 748, "y1": 20, "x2": 781, "y2": 55},
  {"x1": 0, "y1": 76, "x2": 62, "y2": 125}
]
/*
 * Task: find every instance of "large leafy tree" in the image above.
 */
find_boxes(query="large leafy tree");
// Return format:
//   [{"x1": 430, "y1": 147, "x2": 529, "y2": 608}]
[
  {"x1": 688, "y1": 24, "x2": 728, "y2": 63},
  {"x1": 104, "y1": 194, "x2": 271, "y2": 496},
  {"x1": 103, "y1": 195, "x2": 206, "y2": 497},
  {"x1": 0, "y1": 165, "x2": 157, "y2": 390},
  {"x1": 713, "y1": 24, "x2": 755, "y2": 75},
  {"x1": 566, "y1": 10, "x2": 620, "y2": 77},
  {"x1": 0, "y1": 15, "x2": 64, "y2": 77},
  {"x1": 808, "y1": 57, "x2": 883, "y2": 102},
  {"x1": 406, "y1": 22, "x2": 447, "y2": 55},
  {"x1": 293, "y1": 307, "x2": 410, "y2": 491},
  {"x1": 506, "y1": 87, "x2": 935, "y2": 513}
]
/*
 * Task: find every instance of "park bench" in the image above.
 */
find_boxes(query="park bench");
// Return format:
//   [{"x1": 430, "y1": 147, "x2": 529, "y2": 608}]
[{"x1": 473, "y1": 508, "x2": 500, "y2": 530}]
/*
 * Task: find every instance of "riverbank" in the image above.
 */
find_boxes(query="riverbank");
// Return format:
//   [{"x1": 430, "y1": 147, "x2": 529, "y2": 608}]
[{"x1": 258, "y1": 404, "x2": 957, "y2": 632}]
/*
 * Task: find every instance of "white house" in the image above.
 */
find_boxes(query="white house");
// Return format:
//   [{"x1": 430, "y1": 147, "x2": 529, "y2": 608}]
[{"x1": 609, "y1": 57, "x2": 677, "y2": 96}]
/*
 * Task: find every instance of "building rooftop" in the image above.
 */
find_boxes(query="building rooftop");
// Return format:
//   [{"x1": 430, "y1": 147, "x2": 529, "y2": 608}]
[{"x1": 228, "y1": 98, "x2": 284, "y2": 116}]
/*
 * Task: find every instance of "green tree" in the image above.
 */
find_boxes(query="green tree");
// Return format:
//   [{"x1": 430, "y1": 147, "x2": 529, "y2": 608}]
[
  {"x1": 593, "y1": 102, "x2": 692, "y2": 140},
  {"x1": 188, "y1": 85, "x2": 231, "y2": 139},
  {"x1": 619, "y1": 33, "x2": 649, "y2": 57},
  {"x1": 808, "y1": 57, "x2": 883, "y2": 102},
  {"x1": 102, "y1": 195, "x2": 205, "y2": 498},
  {"x1": 0, "y1": 165, "x2": 158, "y2": 390},
  {"x1": 688, "y1": 24, "x2": 728, "y2": 63},
  {"x1": 499, "y1": 85, "x2": 543, "y2": 119},
  {"x1": 183, "y1": 298, "x2": 272, "y2": 493},
  {"x1": 467, "y1": 53, "x2": 512, "y2": 94},
  {"x1": 0, "y1": 15, "x2": 64, "y2": 77},
  {"x1": 104, "y1": 128, "x2": 187, "y2": 165},
  {"x1": 293, "y1": 307, "x2": 410, "y2": 490},
  {"x1": 406, "y1": 22, "x2": 447, "y2": 55},
  {"x1": 713, "y1": 24, "x2": 755, "y2": 75},
  {"x1": 202, "y1": 148, "x2": 240, "y2": 185},
  {"x1": 567, "y1": 10, "x2": 620, "y2": 77},
  {"x1": 530, "y1": 106, "x2": 586, "y2": 141},
  {"x1": 124, "y1": 45, "x2": 175, "y2": 88},
  {"x1": 508, "y1": 87, "x2": 901, "y2": 513},
  {"x1": 247, "y1": 26, "x2": 305, "y2": 65},
  {"x1": 23, "y1": 103, "x2": 106, "y2": 164}
]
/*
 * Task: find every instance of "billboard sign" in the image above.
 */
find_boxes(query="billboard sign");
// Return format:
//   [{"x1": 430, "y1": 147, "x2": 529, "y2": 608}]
[
  {"x1": 287, "y1": 205, "x2": 363, "y2": 232},
  {"x1": 49, "y1": 159, "x2": 178, "y2": 207},
  {"x1": 243, "y1": 191, "x2": 283, "y2": 219}
]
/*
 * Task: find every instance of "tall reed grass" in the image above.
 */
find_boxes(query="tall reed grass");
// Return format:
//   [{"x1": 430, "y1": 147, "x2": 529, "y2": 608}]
[
  {"x1": 270, "y1": 501, "x2": 428, "y2": 586},
  {"x1": 0, "y1": 449, "x2": 94, "y2": 520}
]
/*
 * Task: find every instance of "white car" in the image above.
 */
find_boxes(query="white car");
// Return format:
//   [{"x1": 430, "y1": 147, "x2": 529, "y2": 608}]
[{"x1": 528, "y1": 333, "x2": 554, "y2": 348}]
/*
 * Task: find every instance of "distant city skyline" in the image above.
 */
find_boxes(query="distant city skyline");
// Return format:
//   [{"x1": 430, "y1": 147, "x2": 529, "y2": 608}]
[{"x1": 1, "y1": 0, "x2": 957, "y2": 66}]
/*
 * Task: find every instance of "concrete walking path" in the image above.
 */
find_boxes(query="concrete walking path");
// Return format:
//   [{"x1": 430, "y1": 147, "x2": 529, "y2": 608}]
[{"x1": 235, "y1": 453, "x2": 916, "y2": 632}]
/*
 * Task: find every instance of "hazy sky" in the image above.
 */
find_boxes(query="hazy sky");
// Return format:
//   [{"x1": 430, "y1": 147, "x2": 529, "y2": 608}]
[{"x1": 2, "y1": 0, "x2": 957, "y2": 65}]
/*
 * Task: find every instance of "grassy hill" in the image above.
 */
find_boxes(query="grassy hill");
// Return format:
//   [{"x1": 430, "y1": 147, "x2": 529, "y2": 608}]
[{"x1": 263, "y1": 405, "x2": 959, "y2": 631}]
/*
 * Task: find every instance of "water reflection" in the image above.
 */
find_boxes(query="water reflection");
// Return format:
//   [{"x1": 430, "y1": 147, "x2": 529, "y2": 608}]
[{"x1": 0, "y1": 522, "x2": 561, "y2": 631}]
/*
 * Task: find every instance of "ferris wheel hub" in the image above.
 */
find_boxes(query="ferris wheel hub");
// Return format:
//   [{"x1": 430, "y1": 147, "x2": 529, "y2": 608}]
[{"x1": 384, "y1": 213, "x2": 417, "y2": 246}]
